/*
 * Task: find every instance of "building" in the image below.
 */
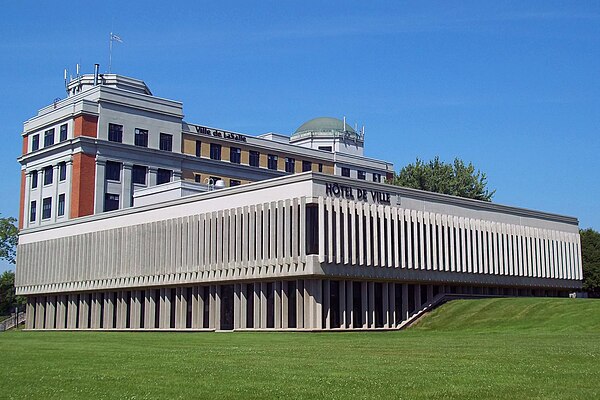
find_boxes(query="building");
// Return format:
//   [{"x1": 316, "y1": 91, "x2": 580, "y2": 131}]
[{"x1": 15, "y1": 68, "x2": 583, "y2": 331}]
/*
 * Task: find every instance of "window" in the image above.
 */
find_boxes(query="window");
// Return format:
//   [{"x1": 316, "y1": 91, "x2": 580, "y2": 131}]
[
  {"x1": 43, "y1": 166, "x2": 53, "y2": 185},
  {"x1": 318, "y1": 163, "x2": 323, "y2": 173},
  {"x1": 104, "y1": 193, "x2": 119, "y2": 212},
  {"x1": 29, "y1": 201, "x2": 36, "y2": 222},
  {"x1": 341, "y1": 167, "x2": 350, "y2": 177},
  {"x1": 373, "y1": 173, "x2": 381, "y2": 183},
  {"x1": 42, "y1": 197, "x2": 52, "y2": 219},
  {"x1": 59, "y1": 124, "x2": 68, "y2": 142},
  {"x1": 195, "y1": 140, "x2": 201, "y2": 157},
  {"x1": 285, "y1": 157, "x2": 295, "y2": 173},
  {"x1": 105, "y1": 161, "x2": 121, "y2": 181},
  {"x1": 249, "y1": 151, "x2": 260, "y2": 167},
  {"x1": 194, "y1": 174, "x2": 201, "y2": 183},
  {"x1": 44, "y1": 129, "x2": 55, "y2": 147},
  {"x1": 31, "y1": 171, "x2": 38, "y2": 189},
  {"x1": 302, "y1": 161, "x2": 312, "y2": 172},
  {"x1": 132, "y1": 165, "x2": 147, "y2": 185},
  {"x1": 230, "y1": 179, "x2": 241, "y2": 187},
  {"x1": 209, "y1": 176, "x2": 221, "y2": 184},
  {"x1": 134, "y1": 128, "x2": 148, "y2": 147},
  {"x1": 31, "y1": 135, "x2": 39, "y2": 151},
  {"x1": 159, "y1": 133, "x2": 173, "y2": 151},
  {"x1": 210, "y1": 143, "x2": 221, "y2": 160},
  {"x1": 318, "y1": 146, "x2": 332, "y2": 152},
  {"x1": 230, "y1": 147, "x2": 241, "y2": 164},
  {"x1": 57, "y1": 194, "x2": 65, "y2": 217},
  {"x1": 108, "y1": 123, "x2": 123, "y2": 143},
  {"x1": 157, "y1": 168, "x2": 172, "y2": 184},
  {"x1": 59, "y1": 162, "x2": 67, "y2": 181},
  {"x1": 357, "y1": 170, "x2": 366, "y2": 180},
  {"x1": 267, "y1": 154, "x2": 278, "y2": 170}
]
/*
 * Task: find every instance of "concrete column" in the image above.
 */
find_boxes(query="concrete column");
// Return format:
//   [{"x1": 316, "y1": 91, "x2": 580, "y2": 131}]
[
  {"x1": 303, "y1": 280, "x2": 312, "y2": 329},
  {"x1": 115, "y1": 291, "x2": 126, "y2": 329},
  {"x1": 56, "y1": 295, "x2": 67, "y2": 329},
  {"x1": 67, "y1": 294, "x2": 78, "y2": 329},
  {"x1": 346, "y1": 281, "x2": 354, "y2": 329},
  {"x1": 383, "y1": 283, "x2": 389, "y2": 328},
  {"x1": 339, "y1": 280, "x2": 346, "y2": 329},
  {"x1": 90, "y1": 293, "x2": 101, "y2": 329},
  {"x1": 389, "y1": 283, "x2": 396, "y2": 328},
  {"x1": 361, "y1": 281, "x2": 368, "y2": 328},
  {"x1": 414, "y1": 285, "x2": 422, "y2": 314},
  {"x1": 78, "y1": 294, "x2": 90, "y2": 329},
  {"x1": 103, "y1": 293, "x2": 114, "y2": 329},
  {"x1": 214, "y1": 285, "x2": 221, "y2": 330},
  {"x1": 191, "y1": 286, "x2": 201, "y2": 329},
  {"x1": 274, "y1": 281, "x2": 282, "y2": 329},
  {"x1": 234, "y1": 284, "x2": 242, "y2": 330},
  {"x1": 122, "y1": 163, "x2": 133, "y2": 209},
  {"x1": 148, "y1": 167, "x2": 158, "y2": 187},
  {"x1": 45, "y1": 295, "x2": 56, "y2": 329},
  {"x1": 131, "y1": 290, "x2": 142, "y2": 329},
  {"x1": 175, "y1": 287, "x2": 184, "y2": 329},
  {"x1": 368, "y1": 282, "x2": 375, "y2": 328},
  {"x1": 26, "y1": 297, "x2": 35, "y2": 329},
  {"x1": 35, "y1": 296, "x2": 45, "y2": 329},
  {"x1": 401, "y1": 283, "x2": 409, "y2": 321},
  {"x1": 253, "y1": 283, "x2": 261, "y2": 329},
  {"x1": 296, "y1": 280, "x2": 304, "y2": 329},
  {"x1": 281, "y1": 281, "x2": 288, "y2": 329},
  {"x1": 144, "y1": 290, "x2": 156, "y2": 329},
  {"x1": 323, "y1": 280, "x2": 330, "y2": 330},
  {"x1": 94, "y1": 160, "x2": 106, "y2": 214},
  {"x1": 159, "y1": 288, "x2": 170, "y2": 329},
  {"x1": 260, "y1": 282, "x2": 267, "y2": 329}
]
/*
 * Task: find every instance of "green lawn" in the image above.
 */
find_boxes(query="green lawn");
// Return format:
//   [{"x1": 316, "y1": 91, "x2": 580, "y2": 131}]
[{"x1": 1, "y1": 298, "x2": 599, "y2": 399}]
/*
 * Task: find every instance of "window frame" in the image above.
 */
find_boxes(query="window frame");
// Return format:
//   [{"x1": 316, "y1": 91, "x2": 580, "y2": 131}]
[
  {"x1": 267, "y1": 154, "x2": 278, "y2": 170},
  {"x1": 285, "y1": 157, "x2": 295, "y2": 173},
  {"x1": 29, "y1": 201, "x2": 37, "y2": 222},
  {"x1": 157, "y1": 168, "x2": 172, "y2": 185},
  {"x1": 104, "y1": 193, "x2": 120, "y2": 212},
  {"x1": 57, "y1": 194, "x2": 65, "y2": 217},
  {"x1": 42, "y1": 197, "x2": 52, "y2": 220},
  {"x1": 132, "y1": 165, "x2": 147, "y2": 185},
  {"x1": 108, "y1": 123, "x2": 123, "y2": 143},
  {"x1": 59, "y1": 124, "x2": 68, "y2": 142},
  {"x1": 210, "y1": 143, "x2": 222, "y2": 160},
  {"x1": 302, "y1": 161, "x2": 312, "y2": 172},
  {"x1": 341, "y1": 167, "x2": 350, "y2": 177},
  {"x1": 43, "y1": 166, "x2": 53, "y2": 186},
  {"x1": 134, "y1": 128, "x2": 148, "y2": 147},
  {"x1": 59, "y1": 162, "x2": 67, "y2": 181},
  {"x1": 31, "y1": 134, "x2": 40, "y2": 151},
  {"x1": 230, "y1": 147, "x2": 241, "y2": 164},
  {"x1": 31, "y1": 171, "x2": 38, "y2": 189},
  {"x1": 105, "y1": 161, "x2": 122, "y2": 182},
  {"x1": 159, "y1": 133, "x2": 173, "y2": 151},
  {"x1": 44, "y1": 128, "x2": 55, "y2": 148},
  {"x1": 357, "y1": 170, "x2": 366, "y2": 180},
  {"x1": 249, "y1": 151, "x2": 260, "y2": 167}
]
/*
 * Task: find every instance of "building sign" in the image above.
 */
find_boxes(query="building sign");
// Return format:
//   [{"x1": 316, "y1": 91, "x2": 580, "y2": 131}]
[
  {"x1": 325, "y1": 182, "x2": 392, "y2": 205},
  {"x1": 193, "y1": 125, "x2": 247, "y2": 142}
]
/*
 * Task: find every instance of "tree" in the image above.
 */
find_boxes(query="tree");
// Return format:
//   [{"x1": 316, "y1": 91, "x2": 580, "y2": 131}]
[
  {"x1": 0, "y1": 271, "x2": 24, "y2": 315},
  {"x1": 391, "y1": 156, "x2": 495, "y2": 202},
  {"x1": 0, "y1": 216, "x2": 18, "y2": 264},
  {"x1": 581, "y1": 228, "x2": 600, "y2": 298}
]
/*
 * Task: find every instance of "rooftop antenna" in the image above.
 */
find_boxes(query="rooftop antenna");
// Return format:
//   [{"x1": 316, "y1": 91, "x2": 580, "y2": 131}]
[
  {"x1": 76, "y1": 63, "x2": 80, "y2": 78},
  {"x1": 108, "y1": 32, "x2": 123, "y2": 73},
  {"x1": 64, "y1": 68, "x2": 68, "y2": 94},
  {"x1": 343, "y1": 116, "x2": 346, "y2": 132}
]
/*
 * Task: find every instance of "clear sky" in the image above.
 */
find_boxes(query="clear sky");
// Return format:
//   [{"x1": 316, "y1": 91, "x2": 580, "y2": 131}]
[{"x1": 1, "y1": 1, "x2": 598, "y2": 273}]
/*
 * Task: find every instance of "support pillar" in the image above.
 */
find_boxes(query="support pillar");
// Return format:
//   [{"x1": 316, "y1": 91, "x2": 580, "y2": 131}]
[
  {"x1": 361, "y1": 281, "x2": 368, "y2": 328},
  {"x1": 45, "y1": 295, "x2": 56, "y2": 329}
]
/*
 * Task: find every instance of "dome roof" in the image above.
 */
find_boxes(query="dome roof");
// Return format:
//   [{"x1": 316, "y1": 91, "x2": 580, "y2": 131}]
[{"x1": 293, "y1": 117, "x2": 357, "y2": 136}]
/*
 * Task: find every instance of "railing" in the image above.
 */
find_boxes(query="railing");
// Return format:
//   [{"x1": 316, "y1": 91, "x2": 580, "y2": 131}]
[{"x1": 0, "y1": 310, "x2": 26, "y2": 331}]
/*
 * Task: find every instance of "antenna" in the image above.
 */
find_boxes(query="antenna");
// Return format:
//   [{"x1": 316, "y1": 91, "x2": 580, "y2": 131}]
[
  {"x1": 343, "y1": 116, "x2": 346, "y2": 132},
  {"x1": 109, "y1": 32, "x2": 123, "y2": 73},
  {"x1": 64, "y1": 69, "x2": 68, "y2": 94},
  {"x1": 76, "y1": 63, "x2": 80, "y2": 77}
]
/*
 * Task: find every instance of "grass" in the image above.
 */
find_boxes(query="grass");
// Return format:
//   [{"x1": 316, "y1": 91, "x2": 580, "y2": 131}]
[{"x1": 0, "y1": 298, "x2": 599, "y2": 399}]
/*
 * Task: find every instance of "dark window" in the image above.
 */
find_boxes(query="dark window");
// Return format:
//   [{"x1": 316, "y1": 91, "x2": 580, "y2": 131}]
[
  {"x1": 31, "y1": 171, "x2": 38, "y2": 189},
  {"x1": 230, "y1": 147, "x2": 241, "y2": 164},
  {"x1": 210, "y1": 143, "x2": 221, "y2": 160},
  {"x1": 194, "y1": 175, "x2": 201, "y2": 183},
  {"x1": 134, "y1": 128, "x2": 148, "y2": 147},
  {"x1": 104, "y1": 193, "x2": 119, "y2": 212},
  {"x1": 209, "y1": 176, "x2": 221, "y2": 185},
  {"x1": 132, "y1": 165, "x2": 147, "y2": 185},
  {"x1": 373, "y1": 173, "x2": 381, "y2": 183},
  {"x1": 105, "y1": 161, "x2": 121, "y2": 181},
  {"x1": 358, "y1": 170, "x2": 366, "y2": 180},
  {"x1": 157, "y1": 168, "x2": 172, "y2": 184},
  {"x1": 44, "y1": 129, "x2": 55, "y2": 147},
  {"x1": 59, "y1": 162, "x2": 67, "y2": 181},
  {"x1": 249, "y1": 151, "x2": 260, "y2": 167},
  {"x1": 42, "y1": 197, "x2": 52, "y2": 219},
  {"x1": 57, "y1": 194, "x2": 65, "y2": 216},
  {"x1": 285, "y1": 157, "x2": 295, "y2": 173},
  {"x1": 29, "y1": 201, "x2": 36, "y2": 222},
  {"x1": 318, "y1": 146, "x2": 332, "y2": 152},
  {"x1": 341, "y1": 167, "x2": 350, "y2": 177},
  {"x1": 267, "y1": 154, "x2": 278, "y2": 170},
  {"x1": 108, "y1": 123, "x2": 123, "y2": 143},
  {"x1": 43, "y1": 166, "x2": 53, "y2": 185},
  {"x1": 159, "y1": 133, "x2": 173, "y2": 151},
  {"x1": 31, "y1": 135, "x2": 39, "y2": 151},
  {"x1": 230, "y1": 179, "x2": 241, "y2": 187},
  {"x1": 318, "y1": 163, "x2": 323, "y2": 173},
  {"x1": 195, "y1": 140, "x2": 201, "y2": 157},
  {"x1": 59, "y1": 124, "x2": 68, "y2": 141},
  {"x1": 302, "y1": 161, "x2": 312, "y2": 172}
]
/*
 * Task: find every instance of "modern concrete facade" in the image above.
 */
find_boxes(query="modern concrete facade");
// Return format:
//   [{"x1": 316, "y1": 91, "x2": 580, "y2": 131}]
[{"x1": 17, "y1": 172, "x2": 582, "y2": 331}]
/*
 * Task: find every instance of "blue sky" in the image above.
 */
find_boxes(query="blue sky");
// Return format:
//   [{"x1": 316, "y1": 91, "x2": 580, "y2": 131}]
[{"x1": 1, "y1": 1, "x2": 598, "y2": 272}]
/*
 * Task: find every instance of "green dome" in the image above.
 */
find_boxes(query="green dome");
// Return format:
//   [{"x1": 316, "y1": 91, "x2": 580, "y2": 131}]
[{"x1": 294, "y1": 117, "x2": 357, "y2": 136}]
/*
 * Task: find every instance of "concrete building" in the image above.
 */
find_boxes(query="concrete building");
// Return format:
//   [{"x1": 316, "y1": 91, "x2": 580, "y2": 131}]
[{"x1": 15, "y1": 69, "x2": 583, "y2": 331}]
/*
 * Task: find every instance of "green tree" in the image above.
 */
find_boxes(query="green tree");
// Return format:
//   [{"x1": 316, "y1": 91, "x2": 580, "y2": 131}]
[
  {"x1": 0, "y1": 270, "x2": 24, "y2": 315},
  {"x1": 0, "y1": 216, "x2": 18, "y2": 264},
  {"x1": 391, "y1": 156, "x2": 495, "y2": 202},
  {"x1": 581, "y1": 228, "x2": 600, "y2": 298}
]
